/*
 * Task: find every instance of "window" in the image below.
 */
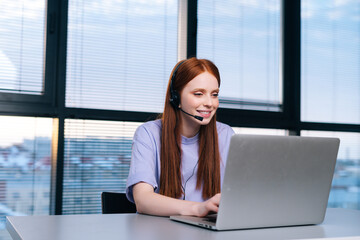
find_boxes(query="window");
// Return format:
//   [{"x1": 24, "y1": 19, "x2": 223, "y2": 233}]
[
  {"x1": 0, "y1": 0, "x2": 46, "y2": 94},
  {"x1": 12, "y1": 192, "x2": 20, "y2": 200},
  {"x1": 197, "y1": 0, "x2": 281, "y2": 111},
  {"x1": 301, "y1": 0, "x2": 360, "y2": 124},
  {"x1": 302, "y1": 131, "x2": 360, "y2": 210},
  {"x1": 66, "y1": 0, "x2": 178, "y2": 112},
  {"x1": 62, "y1": 119, "x2": 140, "y2": 214}
]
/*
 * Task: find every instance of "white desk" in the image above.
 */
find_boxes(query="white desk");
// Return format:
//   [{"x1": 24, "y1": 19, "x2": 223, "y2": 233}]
[{"x1": 6, "y1": 208, "x2": 360, "y2": 240}]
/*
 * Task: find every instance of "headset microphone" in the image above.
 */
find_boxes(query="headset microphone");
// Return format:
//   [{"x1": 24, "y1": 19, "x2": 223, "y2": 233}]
[{"x1": 179, "y1": 108, "x2": 204, "y2": 121}]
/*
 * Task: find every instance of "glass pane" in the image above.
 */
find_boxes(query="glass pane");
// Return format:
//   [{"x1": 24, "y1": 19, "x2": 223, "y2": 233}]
[
  {"x1": 302, "y1": 131, "x2": 360, "y2": 210},
  {"x1": 66, "y1": 0, "x2": 178, "y2": 112},
  {"x1": 0, "y1": 0, "x2": 46, "y2": 94},
  {"x1": 0, "y1": 116, "x2": 52, "y2": 238},
  {"x1": 198, "y1": 0, "x2": 281, "y2": 111},
  {"x1": 301, "y1": 1, "x2": 360, "y2": 123},
  {"x1": 63, "y1": 120, "x2": 141, "y2": 214}
]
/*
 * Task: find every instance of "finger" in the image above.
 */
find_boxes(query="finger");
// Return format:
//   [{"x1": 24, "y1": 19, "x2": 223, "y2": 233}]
[
  {"x1": 198, "y1": 203, "x2": 217, "y2": 217},
  {"x1": 206, "y1": 202, "x2": 219, "y2": 213}
]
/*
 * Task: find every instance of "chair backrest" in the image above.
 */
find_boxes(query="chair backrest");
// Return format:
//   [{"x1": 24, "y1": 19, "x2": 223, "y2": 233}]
[{"x1": 101, "y1": 192, "x2": 137, "y2": 214}]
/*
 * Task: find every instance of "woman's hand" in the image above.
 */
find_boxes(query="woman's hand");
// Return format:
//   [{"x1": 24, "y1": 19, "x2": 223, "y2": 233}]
[{"x1": 192, "y1": 193, "x2": 221, "y2": 217}]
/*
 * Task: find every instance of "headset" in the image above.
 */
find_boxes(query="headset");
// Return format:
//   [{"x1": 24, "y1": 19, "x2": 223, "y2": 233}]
[
  {"x1": 169, "y1": 61, "x2": 203, "y2": 121},
  {"x1": 169, "y1": 61, "x2": 183, "y2": 109}
]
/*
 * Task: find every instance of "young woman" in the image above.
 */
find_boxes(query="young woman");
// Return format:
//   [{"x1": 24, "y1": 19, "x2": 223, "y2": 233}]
[{"x1": 126, "y1": 57, "x2": 234, "y2": 217}]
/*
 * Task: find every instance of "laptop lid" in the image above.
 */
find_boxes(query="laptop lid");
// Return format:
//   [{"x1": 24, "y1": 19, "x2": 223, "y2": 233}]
[
  {"x1": 170, "y1": 134, "x2": 340, "y2": 231},
  {"x1": 215, "y1": 134, "x2": 340, "y2": 230}
]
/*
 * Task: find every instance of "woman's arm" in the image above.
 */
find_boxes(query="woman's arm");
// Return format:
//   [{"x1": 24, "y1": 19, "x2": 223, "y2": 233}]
[{"x1": 133, "y1": 182, "x2": 221, "y2": 217}]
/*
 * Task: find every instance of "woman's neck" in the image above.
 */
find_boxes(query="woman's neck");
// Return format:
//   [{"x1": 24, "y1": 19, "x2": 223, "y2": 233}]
[
  {"x1": 180, "y1": 116, "x2": 200, "y2": 138},
  {"x1": 181, "y1": 127, "x2": 199, "y2": 138}
]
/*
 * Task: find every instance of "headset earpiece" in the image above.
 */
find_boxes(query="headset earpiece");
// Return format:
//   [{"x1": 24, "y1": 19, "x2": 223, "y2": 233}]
[
  {"x1": 169, "y1": 61, "x2": 184, "y2": 109},
  {"x1": 170, "y1": 90, "x2": 180, "y2": 109}
]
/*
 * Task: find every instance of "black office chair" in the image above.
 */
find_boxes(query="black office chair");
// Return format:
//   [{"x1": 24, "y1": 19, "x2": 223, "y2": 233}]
[{"x1": 101, "y1": 192, "x2": 137, "y2": 214}]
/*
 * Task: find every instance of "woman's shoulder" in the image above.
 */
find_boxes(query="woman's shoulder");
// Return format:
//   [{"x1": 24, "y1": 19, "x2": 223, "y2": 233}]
[
  {"x1": 134, "y1": 119, "x2": 162, "y2": 139},
  {"x1": 140, "y1": 119, "x2": 162, "y2": 130}
]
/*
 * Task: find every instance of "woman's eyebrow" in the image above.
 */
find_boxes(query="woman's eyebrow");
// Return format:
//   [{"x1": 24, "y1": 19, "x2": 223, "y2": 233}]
[
  {"x1": 192, "y1": 88, "x2": 205, "y2": 92},
  {"x1": 192, "y1": 88, "x2": 219, "y2": 92}
]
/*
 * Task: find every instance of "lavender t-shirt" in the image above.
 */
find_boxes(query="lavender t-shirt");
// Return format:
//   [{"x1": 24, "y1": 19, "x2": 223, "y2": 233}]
[{"x1": 126, "y1": 119, "x2": 234, "y2": 203}]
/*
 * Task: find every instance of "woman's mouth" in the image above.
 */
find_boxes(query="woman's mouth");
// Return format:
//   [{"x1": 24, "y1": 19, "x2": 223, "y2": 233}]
[{"x1": 197, "y1": 110, "x2": 212, "y2": 118}]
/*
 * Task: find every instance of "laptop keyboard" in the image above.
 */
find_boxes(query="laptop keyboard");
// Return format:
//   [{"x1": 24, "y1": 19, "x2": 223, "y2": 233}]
[{"x1": 204, "y1": 215, "x2": 217, "y2": 223}]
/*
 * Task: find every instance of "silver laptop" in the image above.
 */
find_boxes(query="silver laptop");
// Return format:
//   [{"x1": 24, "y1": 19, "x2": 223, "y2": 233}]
[{"x1": 170, "y1": 134, "x2": 340, "y2": 231}]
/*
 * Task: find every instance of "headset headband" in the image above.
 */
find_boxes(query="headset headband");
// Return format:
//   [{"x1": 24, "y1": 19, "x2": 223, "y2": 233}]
[{"x1": 169, "y1": 60, "x2": 185, "y2": 109}]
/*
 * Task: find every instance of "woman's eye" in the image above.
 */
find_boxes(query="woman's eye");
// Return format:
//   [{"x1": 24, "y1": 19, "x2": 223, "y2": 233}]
[
  {"x1": 194, "y1": 92, "x2": 203, "y2": 96},
  {"x1": 212, "y1": 93, "x2": 219, "y2": 97}
]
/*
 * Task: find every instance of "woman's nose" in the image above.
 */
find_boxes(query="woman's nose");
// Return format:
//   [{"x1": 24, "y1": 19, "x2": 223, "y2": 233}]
[{"x1": 203, "y1": 95, "x2": 213, "y2": 107}]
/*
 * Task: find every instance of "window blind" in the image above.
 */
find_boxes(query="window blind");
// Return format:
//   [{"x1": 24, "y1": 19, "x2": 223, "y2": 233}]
[
  {"x1": 0, "y1": 0, "x2": 46, "y2": 94},
  {"x1": 62, "y1": 119, "x2": 140, "y2": 214},
  {"x1": 65, "y1": 0, "x2": 178, "y2": 113},
  {"x1": 301, "y1": 0, "x2": 360, "y2": 124},
  {"x1": 301, "y1": 131, "x2": 360, "y2": 210},
  {"x1": 0, "y1": 117, "x2": 52, "y2": 238},
  {"x1": 197, "y1": 0, "x2": 281, "y2": 111}
]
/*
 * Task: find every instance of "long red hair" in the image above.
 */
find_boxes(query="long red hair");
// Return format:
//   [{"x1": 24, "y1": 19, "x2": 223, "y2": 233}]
[{"x1": 159, "y1": 57, "x2": 221, "y2": 200}]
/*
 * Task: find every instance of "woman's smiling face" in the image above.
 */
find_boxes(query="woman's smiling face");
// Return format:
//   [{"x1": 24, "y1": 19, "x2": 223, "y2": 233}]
[{"x1": 179, "y1": 71, "x2": 219, "y2": 137}]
